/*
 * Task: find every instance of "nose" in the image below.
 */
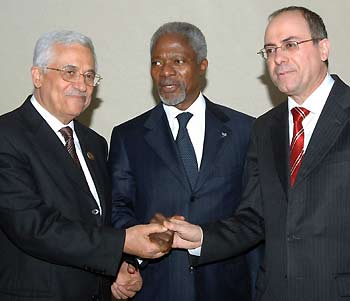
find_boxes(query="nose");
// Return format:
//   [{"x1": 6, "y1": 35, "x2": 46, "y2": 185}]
[
  {"x1": 73, "y1": 74, "x2": 88, "y2": 91},
  {"x1": 160, "y1": 61, "x2": 176, "y2": 77},
  {"x1": 273, "y1": 47, "x2": 288, "y2": 65}
]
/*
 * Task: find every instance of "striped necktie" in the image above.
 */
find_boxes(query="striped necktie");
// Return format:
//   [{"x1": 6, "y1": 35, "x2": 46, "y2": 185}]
[
  {"x1": 290, "y1": 107, "x2": 310, "y2": 186},
  {"x1": 59, "y1": 126, "x2": 81, "y2": 168}
]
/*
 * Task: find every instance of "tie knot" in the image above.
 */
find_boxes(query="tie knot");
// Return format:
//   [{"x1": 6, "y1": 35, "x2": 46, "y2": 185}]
[
  {"x1": 291, "y1": 107, "x2": 310, "y2": 124},
  {"x1": 59, "y1": 126, "x2": 73, "y2": 142},
  {"x1": 177, "y1": 112, "x2": 193, "y2": 129}
]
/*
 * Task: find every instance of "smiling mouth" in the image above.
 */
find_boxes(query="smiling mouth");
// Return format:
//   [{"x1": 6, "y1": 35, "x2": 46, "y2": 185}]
[{"x1": 276, "y1": 68, "x2": 295, "y2": 76}]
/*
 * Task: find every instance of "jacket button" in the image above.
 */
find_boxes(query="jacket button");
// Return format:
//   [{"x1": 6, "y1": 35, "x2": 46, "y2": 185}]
[{"x1": 91, "y1": 209, "x2": 99, "y2": 215}]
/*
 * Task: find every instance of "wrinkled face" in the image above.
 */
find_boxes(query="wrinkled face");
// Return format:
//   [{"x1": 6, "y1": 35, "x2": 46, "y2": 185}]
[
  {"x1": 264, "y1": 11, "x2": 329, "y2": 104},
  {"x1": 31, "y1": 43, "x2": 95, "y2": 124},
  {"x1": 151, "y1": 33, "x2": 208, "y2": 110}
]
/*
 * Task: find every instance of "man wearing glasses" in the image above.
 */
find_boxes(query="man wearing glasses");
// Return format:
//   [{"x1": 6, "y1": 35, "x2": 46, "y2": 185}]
[
  {"x1": 165, "y1": 6, "x2": 350, "y2": 301},
  {"x1": 0, "y1": 30, "x2": 168, "y2": 301}
]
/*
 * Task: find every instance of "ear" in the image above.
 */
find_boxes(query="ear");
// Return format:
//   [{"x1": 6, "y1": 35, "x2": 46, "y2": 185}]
[
  {"x1": 318, "y1": 38, "x2": 330, "y2": 62},
  {"x1": 199, "y1": 59, "x2": 208, "y2": 75},
  {"x1": 31, "y1": 67, "x2": 43, "y2": 88}
]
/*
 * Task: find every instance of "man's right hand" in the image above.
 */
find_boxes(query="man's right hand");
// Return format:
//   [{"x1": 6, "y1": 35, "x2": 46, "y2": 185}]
[
  {"x1": 164, "y1": 218, "x2": 203, "y2": 249},
  {"x1": 124, "y1": 223, "x2": 168, "y2": 258}
]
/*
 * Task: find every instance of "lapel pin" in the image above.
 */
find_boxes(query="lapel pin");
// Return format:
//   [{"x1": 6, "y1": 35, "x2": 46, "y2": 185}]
[
  {"x1": 87, "y1": 152, "x2": 95, "y2": 160},
  {"x1": 221, "y1": 131, "x2": 227, "y2": 138}
]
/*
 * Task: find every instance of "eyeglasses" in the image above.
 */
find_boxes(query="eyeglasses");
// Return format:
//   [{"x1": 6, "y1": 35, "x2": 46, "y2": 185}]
[
  {"x1": 45, "y1": 65, "x2": 102, "y2": 87},
  {"x1": 257, "y1": 38, "x2": 320, "y2": 60}
]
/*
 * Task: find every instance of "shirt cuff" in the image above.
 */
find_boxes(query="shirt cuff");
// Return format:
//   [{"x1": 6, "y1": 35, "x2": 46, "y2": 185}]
[{"x1": 188, "y1": 227, "x2": 203, "y2": 256}]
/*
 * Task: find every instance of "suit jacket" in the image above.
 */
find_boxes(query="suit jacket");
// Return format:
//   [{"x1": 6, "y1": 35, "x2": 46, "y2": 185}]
[
  {"x1": 0, "y1": 96, "x2": 125, "y2": 301},
  {"x1": 109, "y1": 96, "x2": 259, "y2": 301},
  {"x1": 200, "y1": 75, "x2": 350, "y2": 301}
]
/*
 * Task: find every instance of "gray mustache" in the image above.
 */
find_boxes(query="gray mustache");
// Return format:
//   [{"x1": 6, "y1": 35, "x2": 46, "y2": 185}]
[
  {"x1": 159, "y1": 80, "x2": 179, "y2": 86},
  {"x1": 65, "y1": 91, "x2": 87, "y2": 97}
]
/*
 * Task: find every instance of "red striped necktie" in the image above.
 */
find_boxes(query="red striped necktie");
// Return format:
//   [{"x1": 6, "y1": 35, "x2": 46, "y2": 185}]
[{"x1": 290, "y1": 107, "x2": 310, "y2": 186}]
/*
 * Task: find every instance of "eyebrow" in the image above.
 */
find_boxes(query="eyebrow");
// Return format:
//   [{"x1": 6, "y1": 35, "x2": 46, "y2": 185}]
[
  {"x1": 63, "y1": 64, "x2": 95, "y2": 73},
  {"x1": 264, "y1": 36, "x2": 300, "y2": 47}
]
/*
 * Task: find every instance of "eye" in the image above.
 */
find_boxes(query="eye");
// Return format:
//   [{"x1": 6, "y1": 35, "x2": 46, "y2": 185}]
[
  {"x1": 63, "y1": 68, "x2": 78, "y2": 78},
  {"x1": 174, "y1": 59, "x2": 185, "y2": 65},
  {"x1": 284, "y1": 41, "x2": 298, "y2": 49},
  {"x1": 151, "y1": 60, "x2": 162, "y2": 67},
  {"x1": 84, "y1": 72, "x2": 95, "y2": 81},
  {"x1": 265, "y1": 47, "x2": 275, "y2": 55}
]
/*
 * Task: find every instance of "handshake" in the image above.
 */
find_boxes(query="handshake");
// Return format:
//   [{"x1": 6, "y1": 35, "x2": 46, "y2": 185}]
[
  {"x1": 114, "y1": 214, "x2": 202, "y2": 299},
  {"x1": 123, "y1": 213, "x2": 202, "y2": 259},
  {"x1": 148, "y1": 213, "x2": 182, "y2": 253}
]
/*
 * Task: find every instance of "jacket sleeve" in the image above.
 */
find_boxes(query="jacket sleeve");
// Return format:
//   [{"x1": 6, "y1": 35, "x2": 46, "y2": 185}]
[{"x1": 199, "y1": 128, "x2": 265, "y2": 264}]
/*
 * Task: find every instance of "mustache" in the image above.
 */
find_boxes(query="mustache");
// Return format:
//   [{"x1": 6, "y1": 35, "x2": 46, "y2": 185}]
[
  {"x1": 65, "y1": 90, "x2": 87, "y2": 97},
  {"x1": 159, "y1": 79, "x2": 180, "y2": 86}
]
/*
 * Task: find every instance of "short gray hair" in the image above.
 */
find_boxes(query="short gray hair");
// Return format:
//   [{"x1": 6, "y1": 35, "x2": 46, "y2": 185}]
[
  {"x1": 150, "y1": 22, "x2": 207, "y2": 63},
  {"x1": 33, "y1": 30, "x2": 97, "y2": 70}
]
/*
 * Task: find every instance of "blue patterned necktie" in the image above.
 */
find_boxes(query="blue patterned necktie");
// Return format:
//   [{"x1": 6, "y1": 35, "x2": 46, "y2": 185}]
[{"x1": 176, "y1": 112, "x2": 198, "y2": 189}]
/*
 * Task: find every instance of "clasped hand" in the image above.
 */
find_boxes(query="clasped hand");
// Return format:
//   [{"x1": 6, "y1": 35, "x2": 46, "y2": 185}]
[
  {"x1": 123, "y1": 213, "x2": 202, "y2": 259},
  {"x1": 150, "y1": 213, "x2": 203, "y2": 251}
]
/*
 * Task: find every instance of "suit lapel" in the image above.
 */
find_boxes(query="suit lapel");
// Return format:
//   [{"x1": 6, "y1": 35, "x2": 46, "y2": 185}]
[
  {"x1": 270, "y1": 102, "x2": 290, "y2": 195},
  {"x1": 144, "y1": 104, "x2": 191, "y2": 192},
  {"x1": 75, "y1": 122, "x2": 107, "y2": 219},
  {"x1": 295, "y1": 76, "x2": 350, "y2": 187},
  {"x1": 20, "y1": 99, "x2": 94, "y2": 201},
  {"x1": 195, "y1": 99, "x2": 231, "y2": 191}
]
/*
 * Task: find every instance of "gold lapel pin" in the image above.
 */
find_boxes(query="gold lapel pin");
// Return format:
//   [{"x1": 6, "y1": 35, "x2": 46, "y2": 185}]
[{"x1": 87, "y1": 152, "x2": 95, "y2": 160}]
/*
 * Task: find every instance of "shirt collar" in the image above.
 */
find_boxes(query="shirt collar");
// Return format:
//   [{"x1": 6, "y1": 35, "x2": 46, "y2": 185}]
[
  {"x1": 162, "y1": 92, "x2": 206, "y2": 122},
  {"x1": 288, "y1": 73, "x2": 334, "y2": 114},
  {"x1": 30, "y1": 95, "x2": 75, "y2": 133}
]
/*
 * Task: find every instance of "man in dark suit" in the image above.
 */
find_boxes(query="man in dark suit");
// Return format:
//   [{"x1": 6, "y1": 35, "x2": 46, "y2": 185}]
[
  {"x1": 165, "y1": 6, "x2": 350, "y2": 301},
  {"x1": 109, "y1": 22, "x2": 260, "y2": 301},
  {"x1": 0, "y1": 30, "x2": 169, "y2": 301}
]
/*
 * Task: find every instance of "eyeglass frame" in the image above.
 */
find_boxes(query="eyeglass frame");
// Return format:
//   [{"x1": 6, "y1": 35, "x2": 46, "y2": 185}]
[
  {"x1": 44, "y1": 65, "x2": 103, "y2": 87},
  {"x1": 257, "y1": 38, "x2": 322, "y2": 60}
]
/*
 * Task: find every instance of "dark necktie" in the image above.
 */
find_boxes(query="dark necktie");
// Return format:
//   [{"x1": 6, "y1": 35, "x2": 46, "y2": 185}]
[
  {"x1": 290, "y1": 107, "x2": 310, "y2": 186},
  {"x1": 176, "y1": 112, "x2": 198, "y2": 189},
  {"x1": 59, "y1": 126, "x2": 81, "y2": 168}
]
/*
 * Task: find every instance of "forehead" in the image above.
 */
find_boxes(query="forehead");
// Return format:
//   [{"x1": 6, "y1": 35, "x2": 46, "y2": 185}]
[
  {"x1": 264, "y1": 11, "x2": 311, "y2": 43},
  {"x1": 152, "y1": 33, "x2": 195, "y2": 57},
  {"x1": 49, "y1": 43, "x2": 95, "y2": 68}
]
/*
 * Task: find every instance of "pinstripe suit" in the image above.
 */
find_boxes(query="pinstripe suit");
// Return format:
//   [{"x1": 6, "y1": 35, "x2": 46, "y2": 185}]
[
  {"x1": 109, "y1": 96, "x2": 260, "y2": 301},
  {"x1": 199, "y1": 75, "x2": 350, "y2": 301}
]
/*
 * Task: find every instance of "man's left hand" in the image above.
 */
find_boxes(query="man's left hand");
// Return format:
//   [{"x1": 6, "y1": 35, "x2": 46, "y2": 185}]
[{"x1": 111, "y1": 261, "x2": 142, "y2": 300}]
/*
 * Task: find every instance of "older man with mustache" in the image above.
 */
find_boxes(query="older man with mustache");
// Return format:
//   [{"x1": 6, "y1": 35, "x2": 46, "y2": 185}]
[{"x1": 0, "y1": 30, "x2": 168, "y2": 301}]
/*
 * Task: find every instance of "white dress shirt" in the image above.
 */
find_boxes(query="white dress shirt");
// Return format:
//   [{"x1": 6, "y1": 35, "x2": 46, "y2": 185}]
[
  {"x1": 30, "y1": 96, "x2": 102, "y2": 214},
  {"x1": 163, "y1": 92, "x2": 206, "y2": 169},
  {"x1": 163, "y1": 93, "x2": 206, "y2": 255},
  {"x1": 192, "y1": 74, "x2": 335, "y2": 256},
  {"x1": 288, "y1": 73, "x2": 334, "y2": 150}
]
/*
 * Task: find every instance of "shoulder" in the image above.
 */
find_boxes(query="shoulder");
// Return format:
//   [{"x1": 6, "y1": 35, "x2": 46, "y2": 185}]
[
  {"x1": 75, "y1": 121, "x2": 106, "y2": 144},
  {"x1": 205, "y1": 97, "x2": 255, "y2": 127},
  {"x1": 110, "y1": 105, "x2": 159, "y2": 136},
  {"x1": 255, "y1": 101, "x2": 287, "y2": 125},
  {"x1": 0, "y1": 103, "x2": 29, "y2": 138}
]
